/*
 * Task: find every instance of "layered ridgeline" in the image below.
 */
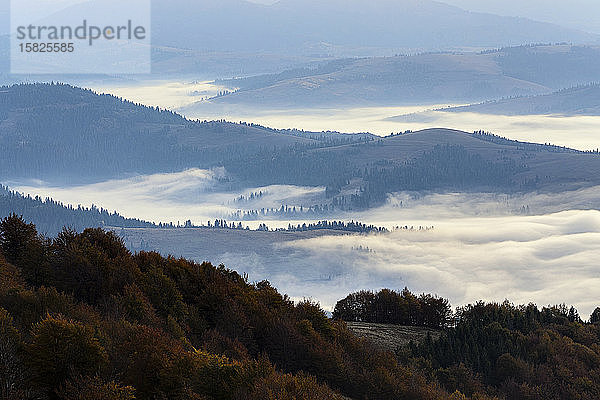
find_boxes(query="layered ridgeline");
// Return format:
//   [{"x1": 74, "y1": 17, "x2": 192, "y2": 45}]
[
  {"x1": 1, "y1": 216, "x2": 600, "y2": 400},
  {"x1": 202, "y1": 45, "x2": 600, "y2": 107},
  {"x1": 4, "y1": 83, "x2": 600, "y2": 210},
  {"x1": 2, "y1": 1, "x2": 597, "y2": 78},
  {"x1": 0, "y1": 185, "x2": 154, "y2": 235}
]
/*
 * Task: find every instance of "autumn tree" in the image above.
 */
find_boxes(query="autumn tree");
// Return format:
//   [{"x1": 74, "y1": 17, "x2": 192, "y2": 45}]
[{"x1": 26, "y1": 315, "x2": 108, "y2": 398}]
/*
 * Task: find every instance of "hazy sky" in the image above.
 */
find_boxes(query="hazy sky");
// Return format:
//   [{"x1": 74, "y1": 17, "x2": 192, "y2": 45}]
[{"x1": 247, "y1": 0, "x2": 600, "y2": 34}]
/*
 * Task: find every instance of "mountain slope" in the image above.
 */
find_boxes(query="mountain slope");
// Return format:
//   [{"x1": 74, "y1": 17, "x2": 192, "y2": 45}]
[
  {"x1": 0, "y1": 83, "x2": 369, "y2": 183},
  {"x1": 445, "y1": 84, "x2": 600, "y2": 115},
  {"x1": 0, "y1": 216, "x2": 456, "y2": 400},
  {"x1": 308, "y1": 129, "x2": 600, "y2": 205},
  {"x1": 4, "y1": 83, "x2": 600, "y2": 210},
  {"x1": 197, "y1": 45, "x2": 600, "y2": 108}
]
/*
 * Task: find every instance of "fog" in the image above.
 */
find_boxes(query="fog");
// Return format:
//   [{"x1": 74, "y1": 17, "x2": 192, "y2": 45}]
[
  {"x1": 183, "y1": 105, "x2": 600, "y2": 151},
  {"x1": 12, "y1": 169, "x2": 327, "y2": 226},
  {"x1": 11, "y1": 171, "x2": 600, "y2": 317},
  {"x1": 86, "y1": 80, "x2": 233, "y2": 110},
  {"x1": 81, "y1": 80, "x2": 600, "y2": 150},
  {"x1": 59, "y1": 76, "x2": 596, "y2": 152},
  {"x1": 273, "y1": 209, "x2": 600, "y2": 317}
]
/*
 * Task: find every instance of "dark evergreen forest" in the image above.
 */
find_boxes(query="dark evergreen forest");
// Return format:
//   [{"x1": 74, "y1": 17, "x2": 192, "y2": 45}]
[{"x1": 0, "y1": 185, "x2": 154, "y2": 235}]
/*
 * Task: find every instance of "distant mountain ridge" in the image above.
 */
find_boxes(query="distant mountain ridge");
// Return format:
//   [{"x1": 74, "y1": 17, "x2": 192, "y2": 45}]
[
  {"x1": 195, "y1": 45, "x2": 600, "y2": 108},
  {"x1": 440, "y1": 0, "x2": 600, "y2": 35},
  {"x1": 1, "y1": 0, "x2": 598, "y2": 78},
  {"x1": 0, "y1": 83, "x2": 370, "y2": 183}
]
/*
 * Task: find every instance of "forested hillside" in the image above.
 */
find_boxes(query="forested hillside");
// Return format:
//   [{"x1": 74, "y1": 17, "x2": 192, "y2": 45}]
[
  {"x1": 334, "y1": 292, "x2": 600, "y2": 400},
  {"x1": 0, "y1": 185, "x2": 154, "y2": 235},
  {"x1": 1, "y1": 216, "x2": 599, "y2": 399},
  {"x1": 4, "y1": 83, "x2": 600, "y2": 210},
  {"x1": 0, "y1": 216, "x2": 478, "y2": 400},
  {"x1": 410, "y1": 302, "x2": 600, "y2": 400},
  {"x1": 0, "y1": 83, "x2": 368, "y2": 183}
]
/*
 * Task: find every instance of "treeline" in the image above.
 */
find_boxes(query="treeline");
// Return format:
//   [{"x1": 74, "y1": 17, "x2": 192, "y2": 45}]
[
  {"x1": 284, "y1": 220, "x2": 388, "y2": 234},
  {"x1": 0, "y1": 186, "x2": 154, "y2": 235},
  {"x1": 164, "y1": 219, "x2": 388, "y2": 234},
  {"x1": 333, "y1": 288, "x2": 452, "y2": 329},
  {"x1": 229, "y1": 204, "x2": 336, "y2": 220},
  {"x1": 470, "y1": 130, "x2": 583, "y2": 153},
  {"x1": 496, "y1": 45, "x2": 600, "y2": 89},
  {"x1": 215, "y1": 58, "x2": 353, "y2": 92},
  {"x1": 335, "y1": 288, "x2": 600, "y2": 399},
  {"x1": 0, "y1": 216, "x2": 469, "y2": 400}
]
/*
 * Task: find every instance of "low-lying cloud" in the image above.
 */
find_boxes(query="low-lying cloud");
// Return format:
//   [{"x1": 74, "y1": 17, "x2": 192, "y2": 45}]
[
  {"x1": 10, "y1": 171, "x2": 600, "y2": 317},
  {"x1": 273, "y1": 210, "x2": 600, "y2": 317},
  {"x1": 12, "y1": 169, "x2": 326, "y2": 225}
]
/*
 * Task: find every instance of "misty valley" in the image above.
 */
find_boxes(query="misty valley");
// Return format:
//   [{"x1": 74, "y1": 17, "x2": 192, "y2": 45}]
[
  {"x1": 2, "y1": 82, "x2": 600, "y2": 316},
  {"x1": 2, "y1": 1, "x2": 600, "y2": 399}
]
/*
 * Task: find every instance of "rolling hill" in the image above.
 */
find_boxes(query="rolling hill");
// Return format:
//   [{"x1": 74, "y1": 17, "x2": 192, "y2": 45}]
[
  {"x1": 4, "y1": 83, "x2": 600, "y2": 210},
  {"x1": 444, "y1": 84, "x2": 600, "y2": 115},
  {"x1": 195, "y1": 45, "x2": 600, "y2": 108},
  {"x1": 0, "y1": 83, "x2": 371, "y2": 183}
]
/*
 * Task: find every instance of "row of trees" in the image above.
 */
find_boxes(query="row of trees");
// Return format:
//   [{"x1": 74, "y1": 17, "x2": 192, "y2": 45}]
[
  {"x1": 283, "y1": 220, "x2": 388, "y2": 234},
  {"x1": 333, "y1": 288, "x2": 452, "y2": 328},
  {"x1": 228, "y1": 204, "x2": 337, "y2": 220}
]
